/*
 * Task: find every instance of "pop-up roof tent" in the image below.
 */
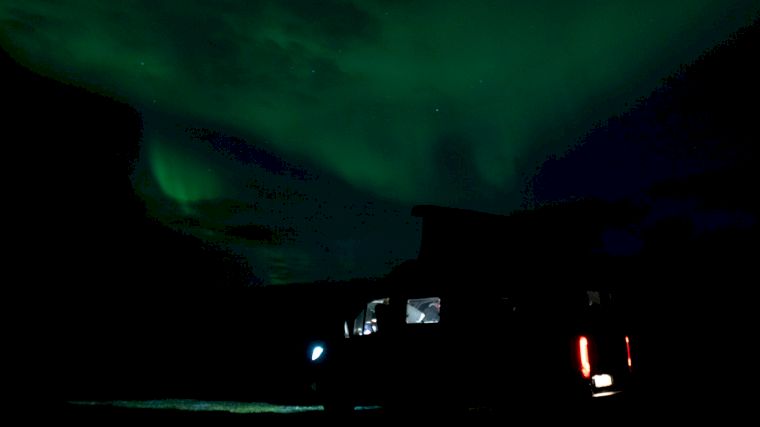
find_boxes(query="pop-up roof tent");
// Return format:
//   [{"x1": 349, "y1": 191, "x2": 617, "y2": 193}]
[{"x1": 406, "y1": 199, "x2": 644, "y2": 294}]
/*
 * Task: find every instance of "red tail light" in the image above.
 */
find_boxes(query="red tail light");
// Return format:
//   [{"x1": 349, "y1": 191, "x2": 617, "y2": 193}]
[
  {"x1": 625, "y1": 336, "x2": 632, "y2": 370},
  {"x1": 579, "y1": 336, "x2": 591, "y2": 379}
]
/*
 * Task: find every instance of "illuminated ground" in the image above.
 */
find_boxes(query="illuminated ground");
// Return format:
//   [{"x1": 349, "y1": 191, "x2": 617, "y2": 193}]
[
  {"x1": 70, "y1": 399, "x2": 325, "y2": 414},
  {"x1": 61, "y1": 396, "x2": 741, "y2": 425}
]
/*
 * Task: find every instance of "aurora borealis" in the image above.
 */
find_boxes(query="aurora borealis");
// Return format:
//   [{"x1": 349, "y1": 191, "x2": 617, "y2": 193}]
[{"x1": 2, "y1": 1, "x2": 758, "y2": 284}]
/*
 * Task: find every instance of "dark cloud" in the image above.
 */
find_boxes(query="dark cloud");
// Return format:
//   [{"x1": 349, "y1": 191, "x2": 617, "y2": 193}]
[
  {"x1": 278, "y1": 0, "x2": 381, "y2": 47},
  {"x1": 189, "y1": 128, "x2": 311, "y2": 179},
  {"x1": 224, "y1": 223, "x2": 295, "y2": 244}
]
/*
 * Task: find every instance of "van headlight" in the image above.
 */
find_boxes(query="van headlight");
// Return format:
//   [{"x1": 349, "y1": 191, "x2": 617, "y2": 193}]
[{"x1": 309, "y1": 344, "x2": 325, "y2": 362}]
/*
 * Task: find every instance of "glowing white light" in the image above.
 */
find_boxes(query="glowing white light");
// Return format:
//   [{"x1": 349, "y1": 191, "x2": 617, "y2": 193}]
[
  {"x1": 310, "y1": 346, "x2": 324, "y2": 361},
  {"x1": 592, "y1": 391, "x2": 621, "y2": 398},
  {"x1": 592, "y1": 374, "x2": 613, "y2": 388}
]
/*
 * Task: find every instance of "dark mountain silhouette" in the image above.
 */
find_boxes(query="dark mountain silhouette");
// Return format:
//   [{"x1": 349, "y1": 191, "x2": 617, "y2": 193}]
[
  {"x1": 2, "y1": 48, "x2": 255, "y2": 294},
  {"x1": 2, "y1": 47, "x2": 263, "y2": 401},
  {"x1": 530, "y1": 18, "x2": 758, "y2": 208}
]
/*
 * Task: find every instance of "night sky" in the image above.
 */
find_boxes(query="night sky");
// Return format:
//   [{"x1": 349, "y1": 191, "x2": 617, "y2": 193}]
[{"x1": 2, "y1": 1, "x2": 758, "y2": 284}]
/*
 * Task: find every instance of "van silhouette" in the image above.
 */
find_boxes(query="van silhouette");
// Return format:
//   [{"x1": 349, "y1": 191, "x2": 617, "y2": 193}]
[{"x1": 310, "y1": 202, "x2": 638, "y2": 414}]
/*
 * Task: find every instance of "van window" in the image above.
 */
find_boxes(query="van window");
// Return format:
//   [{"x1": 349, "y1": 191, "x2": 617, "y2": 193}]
[
  {"x1": 406, "y1": 297, "x2": 441, "y2": 324},
  {"x1": 352, "y1": 298, "x2": 388, "y2": 336}
]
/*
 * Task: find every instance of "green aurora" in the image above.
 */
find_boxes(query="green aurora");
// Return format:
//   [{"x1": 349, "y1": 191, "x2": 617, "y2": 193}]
[{"x1": 2, "y1": 1, "x2": 757, "y2": 283}]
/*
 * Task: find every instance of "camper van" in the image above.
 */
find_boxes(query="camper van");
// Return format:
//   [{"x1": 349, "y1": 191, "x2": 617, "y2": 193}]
[
  {"x1": 309, "y1": 203, "x2": 638, "y2": 413},
  {"x1": 310, "y1": 261, "x2": 634, "y2": 413}
]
